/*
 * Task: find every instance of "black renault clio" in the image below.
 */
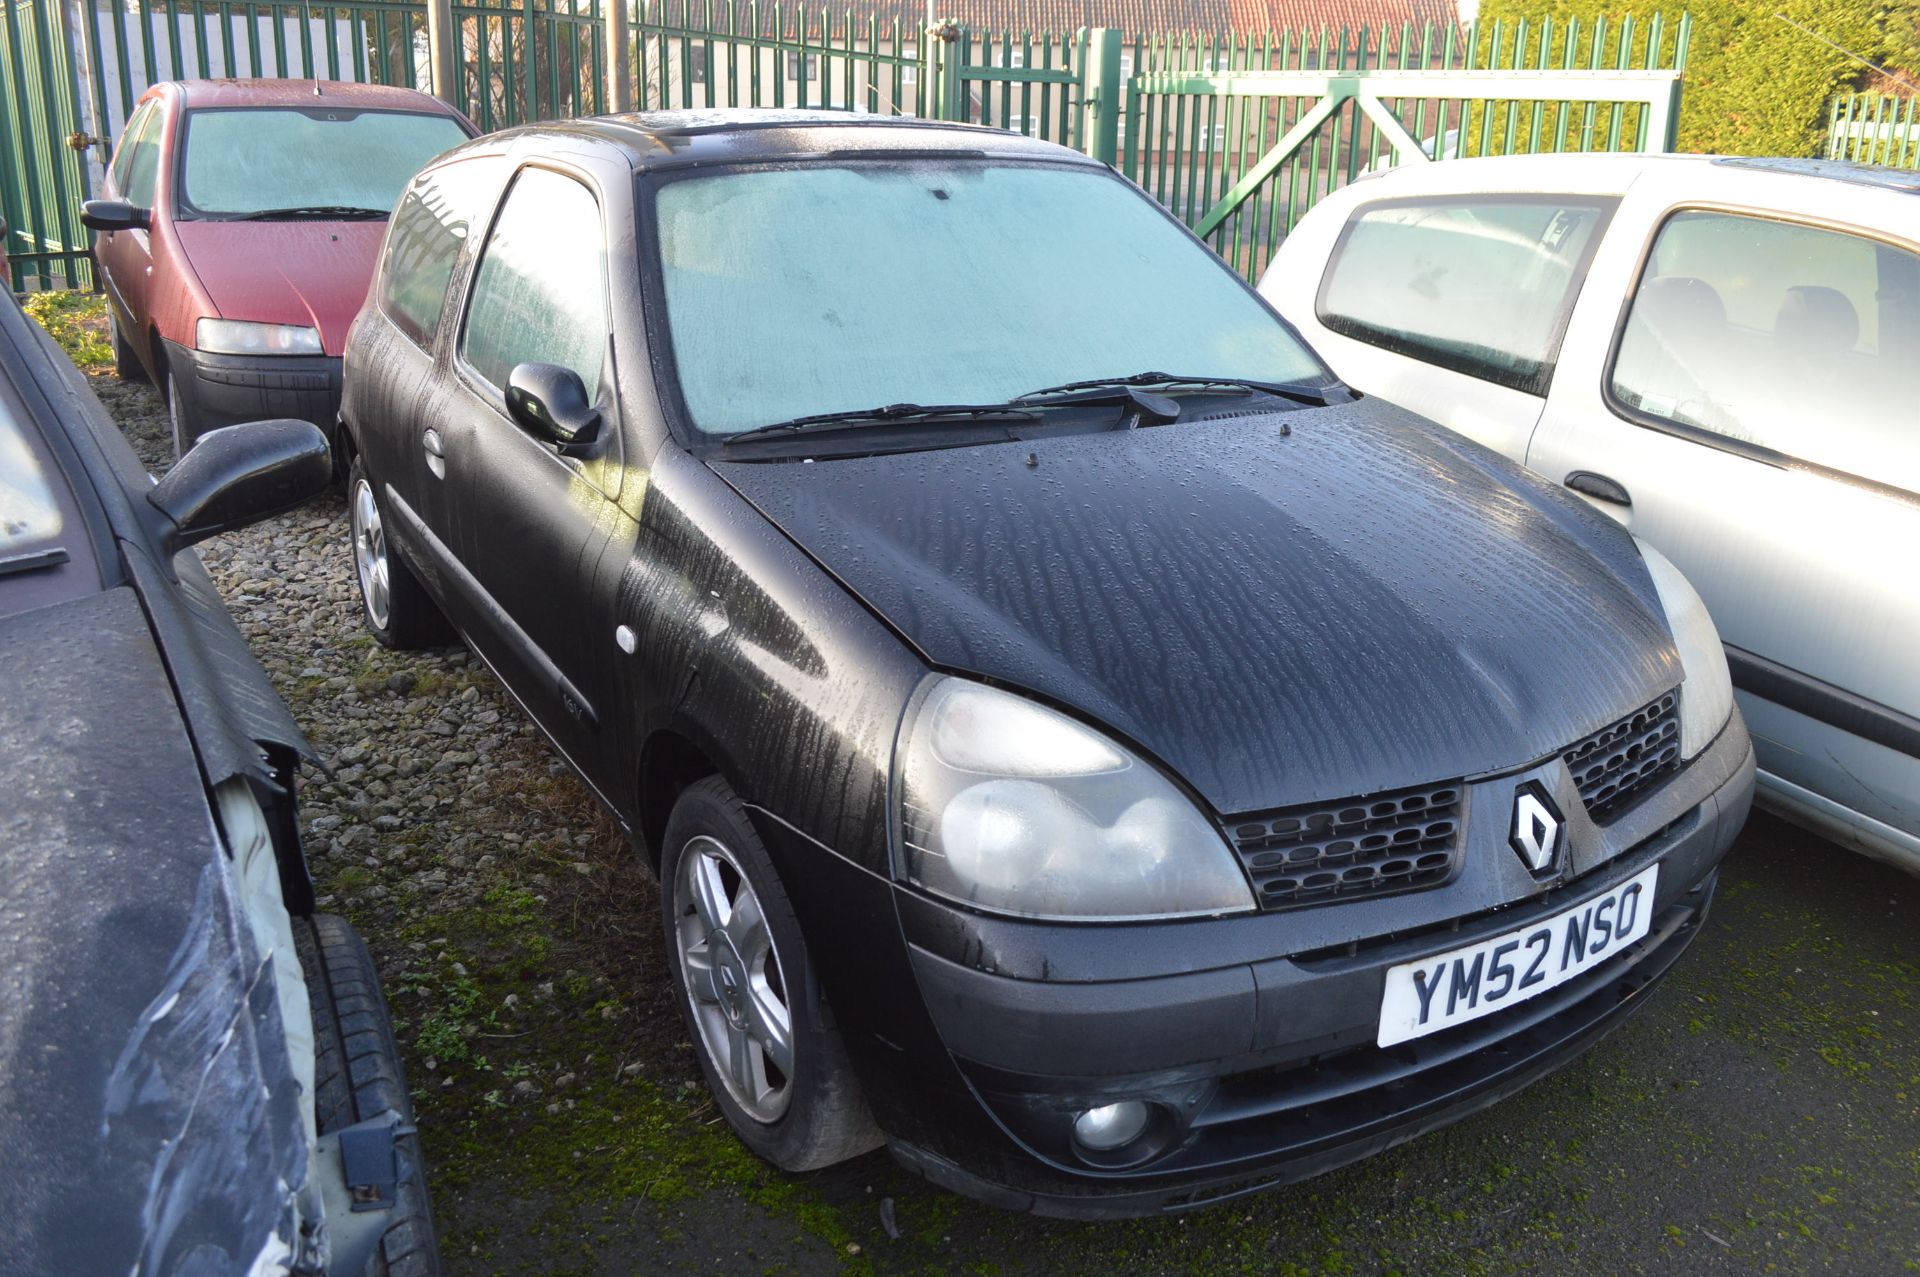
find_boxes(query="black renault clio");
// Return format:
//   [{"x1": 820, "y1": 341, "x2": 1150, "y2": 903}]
[{"x1": 340, "y1": 110, "x2": 1755, "y2": 1215}]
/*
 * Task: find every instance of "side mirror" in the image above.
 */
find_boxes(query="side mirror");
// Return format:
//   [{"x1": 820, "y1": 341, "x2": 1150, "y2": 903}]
[
  {"x1": 81, "y1": 199, "x2": 149, "y2": 233},
  {"x1": 505, "y1": 361, "x2": 601, "y2": 456},
  {"x1": 147, "y1": 419, "x2": 331, "y2": 556}
]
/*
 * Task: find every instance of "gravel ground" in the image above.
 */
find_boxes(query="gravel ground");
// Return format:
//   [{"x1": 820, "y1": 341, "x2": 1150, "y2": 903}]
[{"x1": 75, "y1": 339, "x2": 1920, "y2": 1277}]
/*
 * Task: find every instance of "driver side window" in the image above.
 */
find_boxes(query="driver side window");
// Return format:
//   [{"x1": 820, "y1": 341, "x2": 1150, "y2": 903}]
[
  {"x1": 112, "y1": 104, "x2": 161, "y2": 207},
  {"x1": 459, "y1": 166, "x2": 608, "y2": 399}
]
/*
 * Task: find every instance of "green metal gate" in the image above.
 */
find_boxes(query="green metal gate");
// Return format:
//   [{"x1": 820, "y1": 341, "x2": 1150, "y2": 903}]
[
  {"x1": 1, "y1": 0, "x2": 95, "y2": 290},
  {"x1": 1105, "y1": 14, "x2": 1691, "y2": 280}
]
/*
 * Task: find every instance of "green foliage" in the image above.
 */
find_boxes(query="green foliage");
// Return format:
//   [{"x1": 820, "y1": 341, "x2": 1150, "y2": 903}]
[
  {"x1": 21, "y1": 290, "x2": 110, "y2": 369},
  {"x1": 1474, "y1": 1, "x2": 1910, "y2": 156}
]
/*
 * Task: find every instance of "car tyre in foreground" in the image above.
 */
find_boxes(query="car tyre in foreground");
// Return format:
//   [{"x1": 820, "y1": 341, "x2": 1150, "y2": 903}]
[
  {"x1": 297, "y1": 913, "x2": 442, "y2": 1277},
  {"x1": 348, "y1": 453, "x2": 453, "y2": 650},
  {"x1": 662, "y1": 775, "x2": 883, "y2": 1171}
]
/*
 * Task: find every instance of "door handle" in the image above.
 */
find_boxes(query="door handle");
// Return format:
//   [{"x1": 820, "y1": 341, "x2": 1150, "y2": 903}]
[
  {"x1": 1565, "y1": 471, "x2": 1632, "y2": 507},
  {"x1": 423, "y1": 428, "x2": 446, "y2": 480}
]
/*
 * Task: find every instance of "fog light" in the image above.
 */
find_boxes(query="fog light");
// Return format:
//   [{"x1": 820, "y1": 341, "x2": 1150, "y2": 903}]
[{"x1": 1072, "y1": 1101, "x2": 1151, "y2": 1152}]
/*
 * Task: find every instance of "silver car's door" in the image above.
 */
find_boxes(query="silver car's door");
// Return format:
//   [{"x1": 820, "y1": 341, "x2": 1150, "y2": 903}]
[{"x1": 1528, "y1": 166, "x2": 1920, "y2": 869}]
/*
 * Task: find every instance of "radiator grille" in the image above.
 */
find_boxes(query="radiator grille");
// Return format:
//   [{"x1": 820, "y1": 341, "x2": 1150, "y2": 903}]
[
  {"x1": 1228, "y1": 781, "x2": 1462, "y2": 911},
  {"x1": 1564, "y1": 692, "x2": 1681, "y2": 822}
]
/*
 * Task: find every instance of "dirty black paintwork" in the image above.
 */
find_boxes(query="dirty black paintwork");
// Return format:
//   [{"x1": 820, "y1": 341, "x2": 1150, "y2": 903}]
[
  {"x1": 717, "y1": 398, "x2": 1680, "y2": 816},
  {"x1": 0, "y1": 589, "x2": 308, "y2": 1275},
  {"x1": 338, "y1": 111, "x2": 1751, "y2": 1214},
  {"x1": 0, "y1": 293, "x2": 335, "y2": 1267}
]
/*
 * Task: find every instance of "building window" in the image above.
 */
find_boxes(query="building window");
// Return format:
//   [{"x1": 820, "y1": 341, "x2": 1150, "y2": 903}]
[
  {"x1": 902, "y1": 45, "x2": 917, "y2": 84},
  {"x1": 689, "y1": 41, "x2": 707, "y2": 84},
  {"x1": 787, "y1": 51, "x2": 818, "y2": 81}
]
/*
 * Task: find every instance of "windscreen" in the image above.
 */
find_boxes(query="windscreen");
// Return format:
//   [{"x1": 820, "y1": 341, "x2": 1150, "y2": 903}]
[
  {"x1": 0, "y1": 408, "x2": 63, "y2": 555},
  {"x1": 653, "y1": 161, "x2": 1326, "y2": 435},
  {"x1": 179, "y1": 108, "x2": 469, "y2": 215}
]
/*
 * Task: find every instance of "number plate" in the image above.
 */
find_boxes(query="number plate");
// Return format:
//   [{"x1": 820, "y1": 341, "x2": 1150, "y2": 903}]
[{"x1": 1377, "y1": 864, "x2": 1659, "y2": 1047}]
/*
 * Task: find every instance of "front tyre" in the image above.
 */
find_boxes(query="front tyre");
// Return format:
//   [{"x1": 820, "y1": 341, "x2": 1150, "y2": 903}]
[
  {"x1": 164, "y1": 366, "x2": 196, "y2": 461},
  {"x1": 297, "y1": 914, "x2": 441, "y2": 1277},
  {"x1": 109, "y1": 309, "x2": 145, "y2": 382},
  {"x1": 661, "y1": 776, "x2": 882, "y2": 1171},
  {"x1": 348, "y1": 454, "x2": 453, "y2": 650}
]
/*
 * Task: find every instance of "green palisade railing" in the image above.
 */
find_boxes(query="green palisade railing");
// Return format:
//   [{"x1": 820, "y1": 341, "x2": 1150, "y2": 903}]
[
  {"x1": 7, "y1": 5, "x2": 1690, "y2": 292},
  {"x1": 1828, "y1": 92, "x2": 1920, "y2": 170},
  {"x1": 2, "y1": 0, "x2": 95, "y2": 290}
]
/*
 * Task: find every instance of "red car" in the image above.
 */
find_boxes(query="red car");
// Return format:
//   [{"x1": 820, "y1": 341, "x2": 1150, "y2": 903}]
[{"x1": 81, "y1": 79, "x2": 473, "y2": 457}]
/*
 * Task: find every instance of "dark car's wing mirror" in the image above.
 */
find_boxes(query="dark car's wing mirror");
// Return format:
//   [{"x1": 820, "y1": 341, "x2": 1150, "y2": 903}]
[
  {"x1": 506, "y1": 361, "x2": 602, "y2": 456},
  {"x1": 146, "y1": 419, "x2": 331, "y2": 556},
  {"x1": 80, "y1": 199, "x2": 150, "y2": 233}
]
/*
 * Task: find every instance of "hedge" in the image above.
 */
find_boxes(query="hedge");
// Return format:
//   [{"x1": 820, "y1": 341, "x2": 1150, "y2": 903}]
[{"x1": 1473, "y1": 0, "x2": 1919, "y2": 156}]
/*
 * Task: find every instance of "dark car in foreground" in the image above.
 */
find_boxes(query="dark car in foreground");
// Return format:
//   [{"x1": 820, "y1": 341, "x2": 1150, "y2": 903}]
[
  {"x1": 0, "y1": 293, "x2": 438, "y2": 1272},
  {"x1": 79, "y1": 78, "x2": 473, "y2": 459},
  {"x1": 339, "y1": 111, "x2": 1755, "y2": 1216}
]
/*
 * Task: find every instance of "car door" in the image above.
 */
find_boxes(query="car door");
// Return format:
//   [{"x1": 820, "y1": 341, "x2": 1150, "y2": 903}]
[
  {"x1": 97, "y1": 102, "x2": 163, "y2": 350},
  {"x1": 443, "y1": 159, "x2": 626, "y2": 791},
  {"x1": 1528, "y1": 169, "x2": 1920, "y2": 856},
  {"x1": 356, "y1": 154, "x2": 507, "y2": 612},
  {"x1": 1262, "y1": 188, "x2": 1617, "y2": 462}
]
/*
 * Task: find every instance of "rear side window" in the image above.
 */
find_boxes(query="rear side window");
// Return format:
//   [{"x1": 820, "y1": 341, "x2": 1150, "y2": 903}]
[
  {"x1": 459, "y1": 167, "x2": 607, "y2": 397},
  {"x1": 1610, "y1": 210, "x2": 1920, "y2": 492},
  {"x1": 380, "y1": 158, "x2": 502, "y2": 349},
  {"x1": 1316, "y1": 196, "x2": 1613, "y2": 395}
]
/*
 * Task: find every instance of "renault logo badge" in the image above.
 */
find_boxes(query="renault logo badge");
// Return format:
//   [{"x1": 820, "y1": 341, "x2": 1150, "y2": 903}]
[{"x1": 1510, "y1": 784, "x2": 1564, "y2": 875}]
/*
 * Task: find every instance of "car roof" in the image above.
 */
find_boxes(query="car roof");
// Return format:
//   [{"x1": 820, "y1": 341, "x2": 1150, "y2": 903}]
[
  {"x1": 454, "y1": 108, "x2": 1100, "y2": 172},
  {"x1": 165, "y1": 77, "x2": 461, "y2": 113},
  {"x1": 1359, "y1": 150, "x2": 1920, "y2": 198},
  {"x1": 1710, "y1": 154, "x2": 1920, "y2": 195}
]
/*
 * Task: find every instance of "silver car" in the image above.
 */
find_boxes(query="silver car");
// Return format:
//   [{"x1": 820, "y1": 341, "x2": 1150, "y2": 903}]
[{"x1": 1259, "y1": 154, "x2": 1919, "y2": 873}]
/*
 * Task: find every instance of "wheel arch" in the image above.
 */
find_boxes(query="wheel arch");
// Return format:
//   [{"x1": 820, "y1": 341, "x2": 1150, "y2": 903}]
[{"x1": 637, "y1": 726, "x2": 728, "y2": 872}]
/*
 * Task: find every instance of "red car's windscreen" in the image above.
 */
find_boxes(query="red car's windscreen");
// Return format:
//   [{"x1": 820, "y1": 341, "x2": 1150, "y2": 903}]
[{"x1": 177, "y1": 107, "x2": 469, "y2": 217}]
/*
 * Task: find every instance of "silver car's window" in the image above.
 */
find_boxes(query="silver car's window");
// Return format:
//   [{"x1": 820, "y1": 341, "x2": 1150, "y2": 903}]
[
  {"x1": 177, "y1": 108, "x2": 468, "y2": 216},
  {"x1": 653, "y1": 161, "x2": 1323, "y2": 436},
  {"x1": 1611, "y1": 211, "x2": 1920, "y2": 492},
  {"x1": 460, "y1": 166, "x2": 607, "y2": 397},
  {"x1": 1315, "y1": 196, "x2": 1611, "y2": 395},
  {"x1": 380, "y1": 158, "x2": 503, "y2": 350}
]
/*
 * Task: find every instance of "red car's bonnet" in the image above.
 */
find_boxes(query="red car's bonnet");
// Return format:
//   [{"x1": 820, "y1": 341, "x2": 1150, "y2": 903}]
[{"x1": 171, "y1": 219, "x2": 387, "y2": 357}]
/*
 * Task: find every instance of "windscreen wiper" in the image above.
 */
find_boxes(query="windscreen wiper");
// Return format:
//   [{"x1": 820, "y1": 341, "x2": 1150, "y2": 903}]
[
  {"x1": 722, "y1": 402, "x2": 1042, "y2": 445},
  {"x1": 226, "y1": 205, "x2": 390, "y2": 221},
  {"x1": 0, "y1": 547, "x2": 69, "y2": 579},
  {"x1": 1023, "y1": 370, "x2": 1354, "y2": 408},
  {"x1": 722, "y1": 385, "x2": 1191, "y2": 449}
]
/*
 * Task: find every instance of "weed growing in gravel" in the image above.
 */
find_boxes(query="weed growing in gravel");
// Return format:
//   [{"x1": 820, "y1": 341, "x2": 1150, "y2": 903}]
[{"x1": 22, "y1": 291, "x2": 110, "y2": 369}]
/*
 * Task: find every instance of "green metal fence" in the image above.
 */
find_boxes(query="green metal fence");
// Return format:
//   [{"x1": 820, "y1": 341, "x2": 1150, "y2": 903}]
[
  {"x1": 2, "y1": 0, "x2": 94, "y2": 290},
  {"x1": 1828, "y1": 92, "x2": 1920, "y2": 169},
  {"x1": 5, "y1": 2, "x2": 1691, "y2": 292}
]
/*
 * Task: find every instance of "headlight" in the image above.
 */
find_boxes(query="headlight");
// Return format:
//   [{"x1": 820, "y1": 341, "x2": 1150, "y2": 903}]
[
  {"x1": 195, "y1": 318, "x2": 322, "y2": 356},
  {"x1": 1637, "y1": 540, "x2": 1733, "y2": 758},
  {"x1": 895, "y1": 677, "x2": 1255, "y2": 921}
]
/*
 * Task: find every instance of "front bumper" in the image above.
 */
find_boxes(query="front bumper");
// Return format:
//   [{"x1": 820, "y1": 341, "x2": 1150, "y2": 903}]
[
  {"x1": 886, "y1": 715, "x2": 1756, "y2": 1217},
  {"x1": 162, "y1": 339, "x2": 342, "y2": 447}
]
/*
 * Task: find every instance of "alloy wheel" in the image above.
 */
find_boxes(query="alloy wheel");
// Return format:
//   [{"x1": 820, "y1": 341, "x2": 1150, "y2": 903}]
[
  {"x1": 351, "y1": 478, "x2": 393, "y2": 631},
  {"x1": 674, "y1": 834, "x2": 795, "y2": 1124}
]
